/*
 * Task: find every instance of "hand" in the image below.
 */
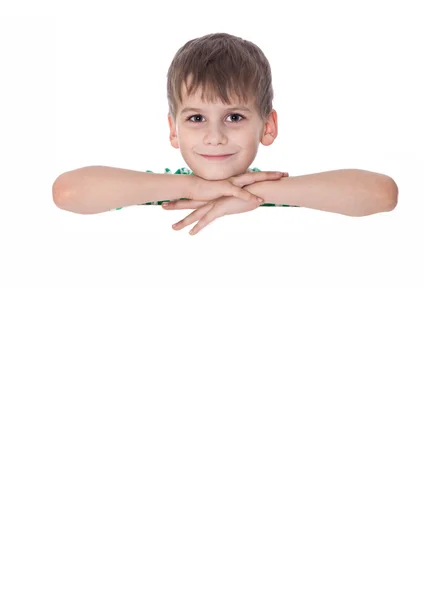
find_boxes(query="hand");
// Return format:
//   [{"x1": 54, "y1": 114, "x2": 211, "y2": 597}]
[
  {"x1": 165, "y1": 194, "x2": 261, "y2": 236},
  {"x1": 188, "y1": 170, "x2": 288, "y2": 204}
]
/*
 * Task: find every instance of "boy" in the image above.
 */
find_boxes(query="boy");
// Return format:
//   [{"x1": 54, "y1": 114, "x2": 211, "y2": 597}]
[{"x1": 52, "y1": 33, "x2": 398, "y2": 235}]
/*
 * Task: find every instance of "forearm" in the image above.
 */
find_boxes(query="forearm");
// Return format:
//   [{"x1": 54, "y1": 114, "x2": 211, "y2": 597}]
[
  {"x1": 244, "y1": 169, "x2": 398, "y2": 216},
  {"x1": 52, "y1": 166, "x2": 195, "y2": 215}
]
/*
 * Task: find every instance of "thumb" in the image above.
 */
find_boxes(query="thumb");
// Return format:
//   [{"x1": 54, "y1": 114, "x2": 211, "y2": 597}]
[{"x1": 228, "y1": 173, "x2": 256, "y2": 188}]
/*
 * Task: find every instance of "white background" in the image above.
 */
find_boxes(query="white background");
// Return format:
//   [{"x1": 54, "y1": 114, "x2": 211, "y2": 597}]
[{"x1": 1, "y1": 2, "x2": 432, "y2": 599}]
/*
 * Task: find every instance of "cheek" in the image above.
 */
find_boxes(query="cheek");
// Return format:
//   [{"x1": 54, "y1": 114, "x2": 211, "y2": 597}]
[{"x1": 178, "y1": 128, "x2": 195, "y2": 141}]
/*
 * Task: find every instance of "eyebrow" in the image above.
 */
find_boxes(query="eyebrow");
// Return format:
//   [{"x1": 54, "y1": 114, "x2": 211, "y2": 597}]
[{"x1": 180, "y1": 106, "x2": 252, "y2": 115}]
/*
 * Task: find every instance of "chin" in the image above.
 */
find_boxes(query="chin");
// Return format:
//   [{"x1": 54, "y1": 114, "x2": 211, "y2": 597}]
[
  {"x1": 199, "y1": 171, "x2": 227, "y2": 180},
  {"x1": 198, "y1": 171, "x2": 235, "y2": 180},
  {"x1": 193, "y1": 163, "x2": 242, "y2": 179}
]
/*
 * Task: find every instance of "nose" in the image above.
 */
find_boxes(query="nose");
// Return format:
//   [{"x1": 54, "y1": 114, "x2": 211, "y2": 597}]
[{"x1": 203, "y1": 123, "x2": 228, "y2": 144}]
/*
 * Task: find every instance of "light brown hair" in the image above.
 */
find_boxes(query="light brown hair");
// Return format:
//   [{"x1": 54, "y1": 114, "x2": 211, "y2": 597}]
[{"x1": 167, "y1": 32, "x2": 274, "y2": 122}]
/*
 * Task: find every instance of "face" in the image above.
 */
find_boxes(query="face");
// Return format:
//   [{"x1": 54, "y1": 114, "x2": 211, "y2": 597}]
[{"x1": 168, "y1": 78, "x2": 279, "y2": 180}]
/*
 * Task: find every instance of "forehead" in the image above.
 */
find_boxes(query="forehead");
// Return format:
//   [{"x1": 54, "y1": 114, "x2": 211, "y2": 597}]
[{"x1": 179, "y1": 79, "x2": 249, "y2": 108}]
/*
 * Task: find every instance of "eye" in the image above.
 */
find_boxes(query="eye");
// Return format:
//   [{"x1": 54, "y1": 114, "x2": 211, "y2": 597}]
[{"x1": 186, "y1": 113, "x2": 245, "y2": 123}]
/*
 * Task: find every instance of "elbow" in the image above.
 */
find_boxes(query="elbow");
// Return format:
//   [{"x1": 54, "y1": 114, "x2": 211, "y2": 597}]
[
  {"x1": 52, "y1": 177, "x2": 85, "y2": 213},
  {"x1": 383, "y1": 176, "x2": 399, "y2": 212},
  {"x1": 362, "y1": 177, "x2": 398, "y2": 215},
  {"x1": 52, "y1": 176, "x2": 71, "y2": 209},
  {"x1": 346, "y1": 173, "x2": 398, "y2": 217},
  {"x1": 353, "y1": 178, "x2": 399, "y2": 217}
]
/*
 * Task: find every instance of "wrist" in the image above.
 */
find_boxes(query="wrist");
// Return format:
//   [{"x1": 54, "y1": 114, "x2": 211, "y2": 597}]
[{"x1": 183, "y1": 174, "x2": 199, "y2": 200}]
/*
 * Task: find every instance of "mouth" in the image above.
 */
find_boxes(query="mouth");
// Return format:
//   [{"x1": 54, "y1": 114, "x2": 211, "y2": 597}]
[{"x1": 200, "y1": 154, "x2": 235, "y2": 161}]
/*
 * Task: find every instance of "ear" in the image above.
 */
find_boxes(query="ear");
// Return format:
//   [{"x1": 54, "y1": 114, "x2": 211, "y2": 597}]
[
  {"x1": 168, "y1": 113, "x2": 179, "y2": 149},
  {"x1": 260, "y1": 109, "x2": 278, "y2": 147}
]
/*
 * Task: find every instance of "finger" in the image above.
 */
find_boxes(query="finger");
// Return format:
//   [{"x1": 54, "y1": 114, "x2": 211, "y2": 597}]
[
  {"x1": 232, "y1": 186, "x2": 264, "y2": 204},
  {"x1": 253, "y1": 171, "x2": 289, "y2": 181},
  {"x1": 162, "y1": 200, "x2": 208, "y2": 210},
  {"x1": 172, "y1": 203, "x2": 214, "y2": 230},
  {"x1": 231, "y1": 171, "x2": 287, "y2": 187},
  {"x1": 264, "y1": 171, "x2": 288, "y2": 177},
  {"x1": 234, "y1": 172, "x2": 289, "y2": 202},
  {"x1": 189, "y1": 208, "x2": 219, "y2": 235}
]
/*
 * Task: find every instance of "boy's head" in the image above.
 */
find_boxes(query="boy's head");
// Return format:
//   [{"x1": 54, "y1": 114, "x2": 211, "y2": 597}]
[{"x1": 167, "y1": 33, "x2": 278, "y2": 180}]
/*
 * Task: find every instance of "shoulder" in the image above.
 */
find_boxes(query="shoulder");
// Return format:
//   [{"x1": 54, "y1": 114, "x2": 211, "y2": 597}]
[{"x1": 168, "y1": 168, "x2": 195, "y2": 175}]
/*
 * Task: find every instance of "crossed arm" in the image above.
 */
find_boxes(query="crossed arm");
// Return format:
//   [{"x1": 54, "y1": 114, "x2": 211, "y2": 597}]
[
  {"x1": 243, "y1": 169, "x2": 398, "y2": 217},
  {"x1": 166, "y1": 168, "x2": 398, "y2": 235}
]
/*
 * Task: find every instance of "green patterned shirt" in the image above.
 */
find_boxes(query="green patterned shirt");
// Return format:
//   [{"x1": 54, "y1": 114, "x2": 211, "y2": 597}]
[{"x1": 110, "y1": 167, "x2": 300, "y2": 210}]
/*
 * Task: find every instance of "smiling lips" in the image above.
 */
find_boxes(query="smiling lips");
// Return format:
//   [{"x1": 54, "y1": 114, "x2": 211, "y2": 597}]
[{"x1": 200, "y1": 154, "x2": 234, "y2": 160}]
